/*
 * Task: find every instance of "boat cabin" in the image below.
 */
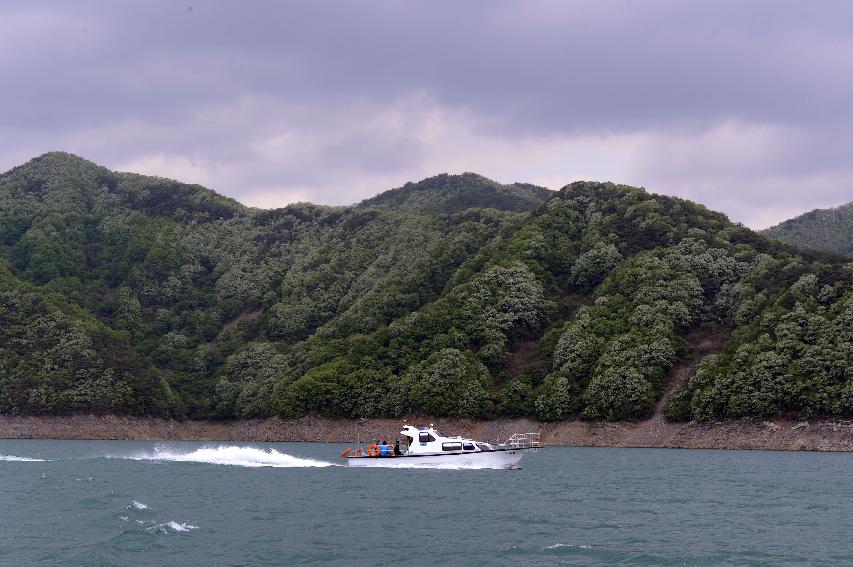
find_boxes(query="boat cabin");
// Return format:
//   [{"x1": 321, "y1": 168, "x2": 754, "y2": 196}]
[{"x1": 400, "y1": 425, "x2": 493, "y2": 456}]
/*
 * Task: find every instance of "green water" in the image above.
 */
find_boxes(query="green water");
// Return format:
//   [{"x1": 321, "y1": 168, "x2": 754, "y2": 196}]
[{"x1": 0, "y1": 440, "x2": 851, "y2": 566}]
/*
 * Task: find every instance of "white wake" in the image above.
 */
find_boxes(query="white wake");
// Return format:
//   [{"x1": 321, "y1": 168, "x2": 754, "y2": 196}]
[
  {"x1": 129, "y1": 445, "x2": 334, "y2": 468},
  {"x1": 0, "y1": 454, "x2": 46, "y2": 462}
]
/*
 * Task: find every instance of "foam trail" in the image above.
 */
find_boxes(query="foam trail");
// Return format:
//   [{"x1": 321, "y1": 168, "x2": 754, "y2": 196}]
[
  {"x1": 0, "y1": 454, "x2": 46, "y2": 462},
  {"x1": 130, "y1": 500, "x2": 148, "y2": 510},
  {"x1": 131, "y1": 445, "x2": 334, "y2": 468}
]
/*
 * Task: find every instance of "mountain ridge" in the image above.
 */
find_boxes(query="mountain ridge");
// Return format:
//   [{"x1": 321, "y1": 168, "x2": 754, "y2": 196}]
[
  {"x1": 8, "y1": 152, "x2": 549, "y2": 216},
  {"x1": 0, "y1": 153, "x2": 850, "y2": 424},
  {"x1": 357, "y1": 172, "x2": 552, "y2": 214}
]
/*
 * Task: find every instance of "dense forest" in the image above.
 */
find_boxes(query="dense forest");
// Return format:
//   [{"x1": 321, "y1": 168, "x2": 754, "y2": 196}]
[
  {"x1": 0, "y1": 152, "x2": 850, "y2": 422},
  {"x1": 763, "y1": 201, "x2": 853, "y2": 257}
]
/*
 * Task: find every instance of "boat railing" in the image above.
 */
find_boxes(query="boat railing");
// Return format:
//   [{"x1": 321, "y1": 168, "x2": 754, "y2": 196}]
[{"x1": 501, "y1": 432, "x2": 542, "y2": 449}]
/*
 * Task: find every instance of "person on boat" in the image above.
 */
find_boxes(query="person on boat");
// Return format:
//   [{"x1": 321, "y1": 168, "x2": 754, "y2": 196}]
[
  {"x1": 393, "y1": 439, "x2": 402, "y2": 456},
  {"x1": 380, "y1": 439, "x2": 392, "y2": 457}
]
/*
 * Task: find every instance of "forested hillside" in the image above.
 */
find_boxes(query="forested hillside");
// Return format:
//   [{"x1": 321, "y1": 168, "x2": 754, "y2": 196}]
[
  {"x1": 0, "y1": 152, "x2": 850, "y2": 422},
  {"x1": 762, "y1": 201, "x2": 853, "y2": 256}
]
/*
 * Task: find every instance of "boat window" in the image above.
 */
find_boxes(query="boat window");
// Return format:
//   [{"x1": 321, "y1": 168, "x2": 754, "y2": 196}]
[
  {"x1": 419, "y1": 432, "x2": 436, "y2": 443},
  {"x1": 442, "y1": 442, "x2": 463, "y2": 452},
  {"x1": 463, "y1": 443, "x2": 475, "y2": 451},
  {"x1": 476, "y1": 443, "x2": 493, "y2": 452}
]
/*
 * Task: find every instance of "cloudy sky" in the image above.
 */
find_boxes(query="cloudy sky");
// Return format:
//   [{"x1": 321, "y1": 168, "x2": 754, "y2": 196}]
[{"x1": 2, "y1": 1, "x2": 851, "y2": 228}]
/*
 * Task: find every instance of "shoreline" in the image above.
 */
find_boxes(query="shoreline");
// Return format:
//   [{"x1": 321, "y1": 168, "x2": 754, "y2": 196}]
[{"x1": 2, "y1": 414, "x2": 853, "y2": 451}]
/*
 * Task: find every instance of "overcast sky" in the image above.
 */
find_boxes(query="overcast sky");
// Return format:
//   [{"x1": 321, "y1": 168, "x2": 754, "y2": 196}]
[{"x1": 2, "y1": 1, "x2": 851, "y2": 228}]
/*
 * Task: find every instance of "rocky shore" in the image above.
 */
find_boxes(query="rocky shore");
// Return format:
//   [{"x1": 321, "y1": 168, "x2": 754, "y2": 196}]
[{"x1": 2, "y1": 414, "x2": 853, "y2": 451}]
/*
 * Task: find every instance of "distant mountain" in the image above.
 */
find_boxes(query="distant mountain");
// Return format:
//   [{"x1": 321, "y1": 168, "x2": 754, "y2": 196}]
[
  {"x1": 762, "y1": 201, "x2": 853, "y2": 256},
  {"x1": 358, "y1": 172, "x2": 552, "y2": 214},
  {"x1": 0, "y1": 152, "x2": 850, "y2": 424}
]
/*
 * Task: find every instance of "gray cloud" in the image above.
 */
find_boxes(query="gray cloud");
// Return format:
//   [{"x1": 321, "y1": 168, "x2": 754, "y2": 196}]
[{"x1": 1, "y1": 0, "x2": 852, "y2": 227}]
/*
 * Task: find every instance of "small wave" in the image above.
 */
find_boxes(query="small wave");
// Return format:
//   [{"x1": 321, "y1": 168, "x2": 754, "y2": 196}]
[
  {"x1": 147, "y1": 521, "x2": 198, "y2": 534},
  {"x1": 129, "y1": 500, "x2": 148, "y2": 510},
  {"x1": 545, "y1": 543, "x2": 592, "y2": 550},
  {"x1": 167, "y1": 521, "x2": 198, "y2": 532},
  {"x1": 130, "y1": 445, "x2": 334, "y2": 468},
  {"x1": 0, "y1": 454, "x2": 46, "y2": 462}
]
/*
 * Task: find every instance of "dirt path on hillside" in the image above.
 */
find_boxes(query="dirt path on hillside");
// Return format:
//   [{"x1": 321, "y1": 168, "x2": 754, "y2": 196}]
[{"x1": 616, "y1": 324, "x2": 729, "y2": 447}]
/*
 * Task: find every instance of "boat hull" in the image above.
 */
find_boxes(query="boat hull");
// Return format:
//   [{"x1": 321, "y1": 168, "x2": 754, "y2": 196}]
[{"x1": 345, "y1": 448, "x2": 531, "y2": 469}]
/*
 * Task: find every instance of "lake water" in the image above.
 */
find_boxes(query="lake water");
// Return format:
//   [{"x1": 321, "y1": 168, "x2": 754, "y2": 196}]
[{"x1": 0, "y1": 440, "x2": 851, "y2": 566}]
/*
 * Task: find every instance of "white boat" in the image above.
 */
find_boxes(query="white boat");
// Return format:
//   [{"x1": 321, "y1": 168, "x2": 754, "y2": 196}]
[{"x1": 341, "y1": 425, "x2": 540, "y2": 469}]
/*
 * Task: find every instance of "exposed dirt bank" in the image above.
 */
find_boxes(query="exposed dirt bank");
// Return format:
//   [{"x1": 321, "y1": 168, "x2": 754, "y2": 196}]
[{"x1": 2, "y1": 414, "x2": 853, "y2": 451}]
